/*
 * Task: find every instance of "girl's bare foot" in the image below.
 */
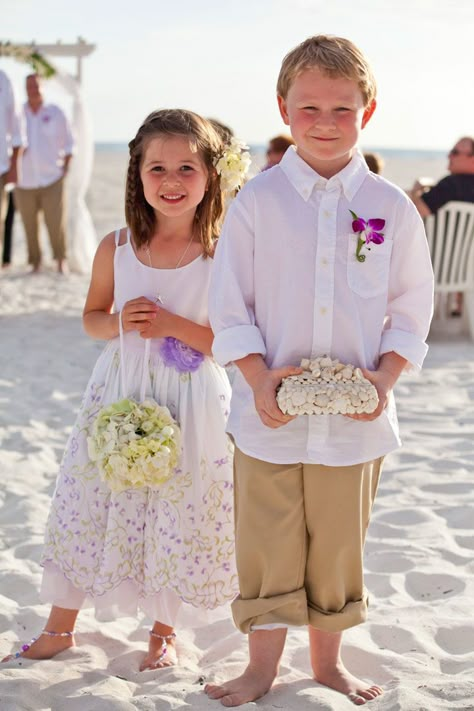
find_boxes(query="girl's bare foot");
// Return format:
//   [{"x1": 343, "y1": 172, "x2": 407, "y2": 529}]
[
  {"x1": 1, "y1": 630, "x2": 74, "y2": 662},
  {"x1": 140, "y1": 627, "x2": 177, "y2": 671},
  {"x1": 204, "y1": 667, "x2": 277, "y2": 707}
]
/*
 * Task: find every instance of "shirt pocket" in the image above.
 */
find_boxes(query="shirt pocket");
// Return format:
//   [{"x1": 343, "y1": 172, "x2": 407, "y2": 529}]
[{"x1": 346, "y1": 234, "x2": 393, "y2": 298}]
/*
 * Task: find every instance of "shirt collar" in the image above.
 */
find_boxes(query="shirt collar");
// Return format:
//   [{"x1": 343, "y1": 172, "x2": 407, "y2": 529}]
[{"x1": 279, "y1": 146, "x2": 369, "y2": 202}]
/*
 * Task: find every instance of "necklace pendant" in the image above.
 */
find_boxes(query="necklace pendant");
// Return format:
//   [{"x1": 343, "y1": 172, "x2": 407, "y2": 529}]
[{"x1": 154, "y1": 294, "x2": 164, "y2": 305}]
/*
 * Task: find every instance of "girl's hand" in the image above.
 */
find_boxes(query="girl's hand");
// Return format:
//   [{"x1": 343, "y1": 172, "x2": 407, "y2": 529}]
[
  {"x1": 139, "y1": 306, "x2": 176, "y2": 339},
  {"x1": 250, "y1": 365, "x2": 302, "y2": 429},
  {"x1": 121, "y1": 297, "x2": 158, "y2": 333}
]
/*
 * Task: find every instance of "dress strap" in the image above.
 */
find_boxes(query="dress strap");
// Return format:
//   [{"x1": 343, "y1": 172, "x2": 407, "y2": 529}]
[{"x1": 114, "y1": 228, "x2": 131, "y2": 247}]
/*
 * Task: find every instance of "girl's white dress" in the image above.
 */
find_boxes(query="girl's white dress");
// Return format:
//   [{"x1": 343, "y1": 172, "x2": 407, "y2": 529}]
[{"x1": 41, "y1": 230, "x2": 238, "y2": 624}]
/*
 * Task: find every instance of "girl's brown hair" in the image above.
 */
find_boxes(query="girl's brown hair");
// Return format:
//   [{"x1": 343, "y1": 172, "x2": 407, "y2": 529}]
[{"x1": 125, "y1": 109, "x2": 225, "y2": 257}]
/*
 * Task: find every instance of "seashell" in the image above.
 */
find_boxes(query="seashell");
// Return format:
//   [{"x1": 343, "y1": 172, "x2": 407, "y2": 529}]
[
  {"x1": 319, "y1": 357, "x2": 333, "y2": 367},
  {"x1": 291, "y1": 390, "x2": 306, "y2": 407},
  {"x1": 341, "y1": 367, "x2": 353, "y2": 380},
  {"x1": 315, "y1": 393, "x2": 329, "y2": 407}
]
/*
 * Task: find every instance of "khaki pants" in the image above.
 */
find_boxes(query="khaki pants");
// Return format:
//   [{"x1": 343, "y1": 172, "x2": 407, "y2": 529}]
[
  {"x1": 231, "y1": 446, "x2": 383, "y2": 634},
  {"x1": 15, "y1": 177, "x2": 66, "y2": 267}
]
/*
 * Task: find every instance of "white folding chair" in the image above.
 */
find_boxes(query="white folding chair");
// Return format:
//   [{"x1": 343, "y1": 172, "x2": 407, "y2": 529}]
[{"x1": 424, "y1": 201, "x2": 474, "y2": 339}]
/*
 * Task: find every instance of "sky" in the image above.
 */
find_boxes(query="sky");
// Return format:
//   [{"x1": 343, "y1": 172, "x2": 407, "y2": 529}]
[{"x1": 1, "y1": 0, "x2": 473, "y2": 150}]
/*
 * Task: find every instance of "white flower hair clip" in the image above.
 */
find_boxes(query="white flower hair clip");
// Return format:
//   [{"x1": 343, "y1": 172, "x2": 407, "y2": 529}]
[{"x1": 214, "y1": 138, "x2": 252, "y2": 193}]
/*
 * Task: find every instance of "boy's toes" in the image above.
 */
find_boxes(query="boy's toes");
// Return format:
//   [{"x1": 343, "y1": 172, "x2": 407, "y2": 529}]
[{"x1": 347, "y1": 693, "x2": 366, "y2": 705}]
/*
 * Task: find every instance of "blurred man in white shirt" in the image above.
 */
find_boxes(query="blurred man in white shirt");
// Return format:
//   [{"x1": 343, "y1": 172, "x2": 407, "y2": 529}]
[
  {"x1": 15, "y1": 74, "x2": 74, "y2": 273},
  {"x1": 0, "y1": 69, "x2": 24, "y2": 264}
]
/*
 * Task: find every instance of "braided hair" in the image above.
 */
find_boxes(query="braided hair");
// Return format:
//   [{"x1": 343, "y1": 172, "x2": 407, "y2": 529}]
[{"x1": 125, "y1": 109, "x2": 226, "y2": 257}]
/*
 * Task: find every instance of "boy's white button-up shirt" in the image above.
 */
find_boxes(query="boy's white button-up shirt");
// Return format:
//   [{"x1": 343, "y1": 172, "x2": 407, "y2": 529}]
[
  {"x1": 0, "y1": 70, "x2": 25, "y2": 175},
  {"x1": 209, "y1": 147, "x2": 434, "y2": 466},
  {"x1": 18, "y1": 103, "x2": 74, "y2": 189}
]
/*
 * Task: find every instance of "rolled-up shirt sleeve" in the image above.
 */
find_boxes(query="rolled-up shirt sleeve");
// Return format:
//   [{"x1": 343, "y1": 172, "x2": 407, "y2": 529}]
[
  {"x1": 209, "y1": 190, "x2": 266, "y2": 366},
  {"x1": 380, "y1": 197, "x2": 434, "y2": 371}
]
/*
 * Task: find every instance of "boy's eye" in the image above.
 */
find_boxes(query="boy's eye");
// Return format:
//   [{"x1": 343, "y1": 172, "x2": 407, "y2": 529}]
[
  {"x1": 303, "y1": 106, "x2": 317, "y2": 111},
  {"x1": 335, "y1": 107, "x2": 351, "y2": 112}
]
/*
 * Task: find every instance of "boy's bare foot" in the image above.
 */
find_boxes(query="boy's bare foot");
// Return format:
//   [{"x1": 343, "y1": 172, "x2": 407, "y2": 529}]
[
  {"x1": 310, "y1": 627, "x2": 383, "y2": 705},
  {"x1": 205, "y1": 628, "x2": 287, "y2": 707},
  {"x1": 140, "y1": 630, "x2": 177, "y2": 671},
  {"x1": 315, "y1": 664, "x2": 383, "y2": 705},
  {"x1": 1, "y1": 631, "x2": 74, "y2": 662},
  {"x1": 204, "y1": 667, "x2": 277, "y2": 707}
]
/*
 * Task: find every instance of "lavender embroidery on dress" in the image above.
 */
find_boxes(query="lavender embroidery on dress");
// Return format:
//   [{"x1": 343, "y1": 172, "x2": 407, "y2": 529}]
[{"x1": 160, "y1": 337, "x2": 204, "y2": 373}]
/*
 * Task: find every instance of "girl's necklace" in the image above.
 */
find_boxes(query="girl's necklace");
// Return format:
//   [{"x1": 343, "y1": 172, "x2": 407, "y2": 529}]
[{"x1": 144, "y1": 233, "x2": 196, "y2": 304}]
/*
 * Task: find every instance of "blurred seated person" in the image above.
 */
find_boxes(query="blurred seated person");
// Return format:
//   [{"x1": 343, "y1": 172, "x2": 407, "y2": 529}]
[
  {"x1": 409, "y1": 136, "x2": 474, "y2": 218},
  {"x1": 363, "y1": 151, "x2": 384, "y2": 175},
  {"x1": 410, "y1": 136, "x2": 474, "y2": 317},
  {"x1": 262, "y1": 133, "x2": 295, "y2": 170}
]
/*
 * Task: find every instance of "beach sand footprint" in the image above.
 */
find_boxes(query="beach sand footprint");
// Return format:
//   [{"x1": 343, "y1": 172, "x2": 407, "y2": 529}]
[
  {"x1": 435, "y1": 625, "x2": 474, "y2": 655},
  {"x1": 368, "y1": 624, "x2": 423, "y2": 655},
  {"x1": 404, "y1": 572, "x2": 464, "y2": 601}
]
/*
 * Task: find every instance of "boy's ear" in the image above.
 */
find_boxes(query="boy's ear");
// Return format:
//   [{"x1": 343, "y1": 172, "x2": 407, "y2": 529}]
[
  {"x1": 277, "y1": 95, "x2": 290, "y2": 125},
  {"x1": 361, "y1": 100, "x2": 376, "y2": 129}
]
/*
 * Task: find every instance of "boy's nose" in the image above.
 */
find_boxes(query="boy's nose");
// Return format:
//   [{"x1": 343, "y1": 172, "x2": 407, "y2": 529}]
[{"x1": 315, "y1": 112, "x2": 336, "y2": 129}]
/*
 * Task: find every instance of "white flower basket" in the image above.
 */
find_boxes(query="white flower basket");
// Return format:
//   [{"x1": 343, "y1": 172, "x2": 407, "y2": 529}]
[{"x1": 87, "y1": 312, "x2": 181, "y2": 493}]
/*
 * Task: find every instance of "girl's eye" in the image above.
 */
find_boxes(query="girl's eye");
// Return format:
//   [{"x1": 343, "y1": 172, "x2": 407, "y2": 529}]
[
  {"x1": 151, "y1": 166, "x2": 164, "y2": 172},
  {"x1": 180, "y1": 165, "x2": 194, "y2": 172}
]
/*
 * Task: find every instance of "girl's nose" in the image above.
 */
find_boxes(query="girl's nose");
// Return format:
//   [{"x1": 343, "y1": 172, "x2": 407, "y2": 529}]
[{"x1": 163, "y1": 172, "x2": 181, "y2": 187}]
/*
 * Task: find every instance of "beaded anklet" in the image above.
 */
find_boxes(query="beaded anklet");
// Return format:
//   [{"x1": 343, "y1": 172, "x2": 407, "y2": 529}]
[
  {"x1": 148, "y1": 630, "x2": 176, "y2": 664},
  {"x1": 12, "y1": 629, "x2": 73, "y2": 659}
]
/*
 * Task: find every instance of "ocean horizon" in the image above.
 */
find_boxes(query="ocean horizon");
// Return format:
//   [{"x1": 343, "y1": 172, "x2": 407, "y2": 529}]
[{"x1": 94, "y1": 142, "x2": 446, "y2": 160}]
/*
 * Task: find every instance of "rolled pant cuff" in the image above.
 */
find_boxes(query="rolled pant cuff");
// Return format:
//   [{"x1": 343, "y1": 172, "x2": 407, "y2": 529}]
[
  {"x1": 232, "y1": 588, "x2": 308, "y2": 633},
  {"x1": 308, "y1": 594, "x2": 368, "y2": 632}
]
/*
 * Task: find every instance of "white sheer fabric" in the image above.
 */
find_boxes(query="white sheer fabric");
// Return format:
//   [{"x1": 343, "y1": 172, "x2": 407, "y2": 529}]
[{"x1": 50, "y1": 67, "x2": 97, "y2": 273}]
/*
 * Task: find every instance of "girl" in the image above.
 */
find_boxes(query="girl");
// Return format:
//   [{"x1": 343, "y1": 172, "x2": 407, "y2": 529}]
[{"x1": 3, "y1": 109, "x2": 245, "y2": 670}]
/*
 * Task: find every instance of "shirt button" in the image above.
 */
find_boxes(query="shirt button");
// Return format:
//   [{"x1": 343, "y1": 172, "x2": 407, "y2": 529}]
[
  {"x1": 320, "y1": 307, "x2": 327, "y2": 315},
  {"x1": 324, "y1": 210, "x2": 331, "y2": 217},
  {"x1": 321, "y1": 258, "x2": 328, "y2": 266}
]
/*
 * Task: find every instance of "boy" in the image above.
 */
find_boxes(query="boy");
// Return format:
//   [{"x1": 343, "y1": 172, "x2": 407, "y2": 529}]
[{"x1": 205, "y1": 35, "x2": 434, "y2": 707}]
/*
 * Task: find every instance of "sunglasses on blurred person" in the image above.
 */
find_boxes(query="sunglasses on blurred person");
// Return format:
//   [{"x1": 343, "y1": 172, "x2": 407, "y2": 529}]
[{"x1": 449, "y1": 148, "x2": 474, "y2": 157}]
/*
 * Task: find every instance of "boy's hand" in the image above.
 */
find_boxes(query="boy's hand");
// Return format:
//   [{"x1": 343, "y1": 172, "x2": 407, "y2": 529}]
[
  {"x1": 121, "y1": 297, "x2": 158, "y2": 333},
  {"x1": 345, "y1": 368, "x2": 392, "y2": 421},
  {"x1": 250, "y1": 366, "x2": 302, "y2": 429},
  {"x1": 346, "y1": 352, "x2": 407, "y2": 421}
]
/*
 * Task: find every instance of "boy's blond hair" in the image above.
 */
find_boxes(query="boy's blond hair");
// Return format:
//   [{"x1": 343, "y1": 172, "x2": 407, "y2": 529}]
[{"x1": 277, "y1": 34, "x2": 377, "y2": 106}]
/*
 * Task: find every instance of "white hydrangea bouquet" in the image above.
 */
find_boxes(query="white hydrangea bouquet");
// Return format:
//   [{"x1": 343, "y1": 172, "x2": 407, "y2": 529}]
[{"x1": 87, "y1": 397, "x2": 181, "y2": 493}]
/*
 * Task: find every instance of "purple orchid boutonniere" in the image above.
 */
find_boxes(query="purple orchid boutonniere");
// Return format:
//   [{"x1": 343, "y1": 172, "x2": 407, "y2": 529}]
[{"x1": 350, "y1": 210, "x2": 385, "y2": 263}]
